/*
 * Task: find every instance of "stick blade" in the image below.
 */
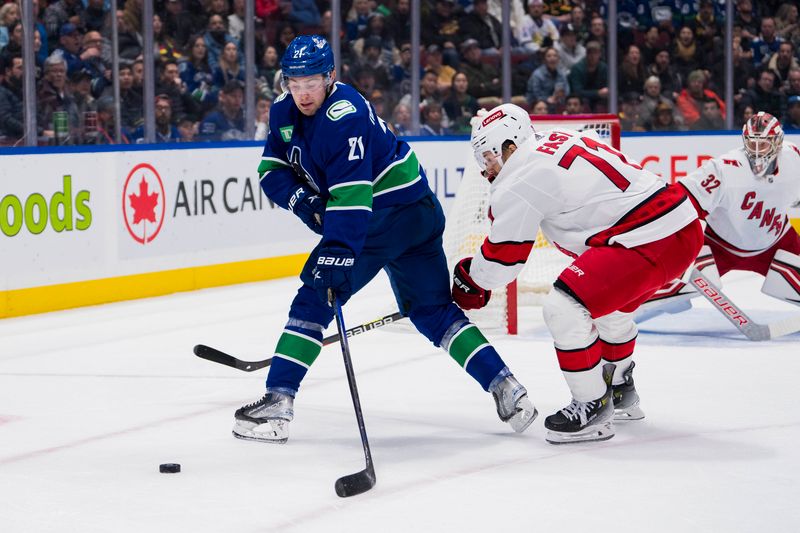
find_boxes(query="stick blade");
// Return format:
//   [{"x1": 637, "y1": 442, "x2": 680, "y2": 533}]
[
  {"x1": 193, "y1": 344, "x2": 270, "y2": 372},
  {"x1": 334, "y1": 467, "x2": 376, "y2": 498}
]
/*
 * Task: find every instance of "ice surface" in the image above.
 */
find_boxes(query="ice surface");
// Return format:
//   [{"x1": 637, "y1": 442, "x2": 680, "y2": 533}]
[{"x1": 1, "y1": 272, "x2": 798, "y2": 532}]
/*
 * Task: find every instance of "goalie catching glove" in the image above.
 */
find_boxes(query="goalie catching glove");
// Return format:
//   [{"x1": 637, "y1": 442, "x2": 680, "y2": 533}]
[
  {"x1": 288, "y1": 185, "x2": 325, "y2": 235},
  {"x1": 452, "y1": 258, "x2": 492, "y2": 310}
]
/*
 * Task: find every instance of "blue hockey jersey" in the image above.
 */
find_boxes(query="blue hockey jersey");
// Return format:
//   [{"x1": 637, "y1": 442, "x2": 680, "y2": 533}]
[{"x1": 258, "y1": 82, "x2": 430, "y2": 256}]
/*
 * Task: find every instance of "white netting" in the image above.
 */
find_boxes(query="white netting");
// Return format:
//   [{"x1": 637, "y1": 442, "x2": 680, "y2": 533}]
[{"x1": 443, "y1": 115, "x2": 620, "y2": 332}]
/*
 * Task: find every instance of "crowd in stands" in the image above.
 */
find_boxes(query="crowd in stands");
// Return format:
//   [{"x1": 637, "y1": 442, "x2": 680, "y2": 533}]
[{"x1": 2, "y1": 0, "x2": 800, "y2": 145}]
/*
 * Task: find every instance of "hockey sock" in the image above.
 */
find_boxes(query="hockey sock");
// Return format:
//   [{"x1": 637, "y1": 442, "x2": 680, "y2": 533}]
[
  {"x1": 599, "y1": 337, "x2": 636, "y2": 386},
  {"x1": 266, "y1": 322, "x2": 324, "y2": 393},
  {"x1": 445, "y1": 322, "x2": 505, "y2": 391},
  {"x1": 556, "y1": 338, "x2": 605, "y2": 401}
]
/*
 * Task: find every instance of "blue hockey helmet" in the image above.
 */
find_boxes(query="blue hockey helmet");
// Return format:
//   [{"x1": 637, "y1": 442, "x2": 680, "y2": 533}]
[{"x1": 281, "y1": 35, "x2": 335, "y2": 79}]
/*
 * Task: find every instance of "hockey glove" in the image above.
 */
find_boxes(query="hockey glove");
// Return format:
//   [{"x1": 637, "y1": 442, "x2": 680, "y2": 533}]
[
  {"x1": 452, "y1": 258, "x2": 492, "y2": 310},
  {"x1": 288, "y1": 185, "x2": 325, "y2": 235},
  {"x1": 313, "y1": 247, "x2": 355, "y2": 304}
]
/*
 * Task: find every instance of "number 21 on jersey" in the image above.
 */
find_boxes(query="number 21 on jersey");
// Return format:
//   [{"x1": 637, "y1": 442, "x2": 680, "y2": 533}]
[{"x1": 348, "y1": 136, "x2": 364, "y2": 161}]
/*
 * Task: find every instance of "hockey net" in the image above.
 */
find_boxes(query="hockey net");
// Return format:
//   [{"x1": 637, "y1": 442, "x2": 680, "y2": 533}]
[{"x1": 443, "y1": 114, "x2": 621, "y2": 333}]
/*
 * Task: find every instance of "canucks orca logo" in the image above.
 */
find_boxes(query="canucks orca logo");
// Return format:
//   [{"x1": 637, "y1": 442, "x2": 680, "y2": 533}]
[{"x1": 326, "y1": 100, "x2": 357, "y2": 121}]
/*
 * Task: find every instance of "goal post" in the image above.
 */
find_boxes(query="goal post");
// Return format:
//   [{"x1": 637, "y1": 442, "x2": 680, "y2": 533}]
[{"x1": 442, "y1": 114, "x2": 622, "y2": 334}]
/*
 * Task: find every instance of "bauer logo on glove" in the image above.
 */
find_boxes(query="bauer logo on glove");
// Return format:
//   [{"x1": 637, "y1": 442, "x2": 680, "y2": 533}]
[{"x1": 452, "y1": 258, "x2": 492, "y2": 310}]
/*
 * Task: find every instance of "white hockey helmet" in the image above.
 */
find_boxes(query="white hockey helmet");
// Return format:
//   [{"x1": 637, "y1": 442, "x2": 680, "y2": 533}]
[
  {"x1": 470, "y1": 104, "x2": 534, "y2": 175},
  {"x1": 742, "y1": 111, "x2": 784, "y2": 178}
]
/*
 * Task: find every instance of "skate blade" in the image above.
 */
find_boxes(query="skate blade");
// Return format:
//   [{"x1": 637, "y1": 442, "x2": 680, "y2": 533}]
[
  {"x1": 509, "y1": 398, "x2": 538, "y2": 433},
  {"x1": 232, "y1": 419, "x2": 289, "y2": 444},
  {"x1": 545, "y1": 421, "x2": 615, "y2": 445},
  {"x1": 614, "y1": 405, "x2": 645, "y2": 421}
]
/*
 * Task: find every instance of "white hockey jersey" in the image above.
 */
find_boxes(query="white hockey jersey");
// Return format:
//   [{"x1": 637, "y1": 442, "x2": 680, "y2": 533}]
[
  {"x1": 470, "y1": 128, "x2": 698, "y2": 291},
  {"x1": 679, "y1": 142, "x2": 800, "y2": 256}
]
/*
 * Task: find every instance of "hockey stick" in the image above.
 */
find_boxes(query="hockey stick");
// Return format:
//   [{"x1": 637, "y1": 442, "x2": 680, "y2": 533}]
[
  {"x1": 193, "y1": 311, "x2": 405, "y2": 372},
  {"x1": 330, "y1": 291, "x2": 376, "y2": 497},
  {"x1": 689, "y1": 268, "x2": 800, "y2": 341}
]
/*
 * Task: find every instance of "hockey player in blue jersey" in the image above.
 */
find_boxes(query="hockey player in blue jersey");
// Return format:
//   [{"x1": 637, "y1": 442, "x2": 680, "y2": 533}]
[{"x1": 233, "y1": 35, "x2": 537, "y2": 444}]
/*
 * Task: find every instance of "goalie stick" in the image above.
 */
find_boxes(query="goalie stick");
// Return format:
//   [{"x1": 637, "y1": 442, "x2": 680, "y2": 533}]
[
  {"x1": 193, "y1": 311, "x2": 405, "y2": 371},
  {"x1": 330, "y1": 291, "x2": 376, "y2": 497},
  {"x1": 689, "y1": 268, "x2": 800, "y2": 341}
]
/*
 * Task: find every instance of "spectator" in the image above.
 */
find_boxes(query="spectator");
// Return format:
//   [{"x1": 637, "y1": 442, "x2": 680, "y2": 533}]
[
  {"x1": 619, "y1": 44, "x2": 646, "y2": 97},
  {"x1": 585, "y1": 16, "x2": 606, "y2": 58},
  {"x1": 284, "y1": 0, "x2": 321, "y2": 27},
  {"x1": 206, "y1": 0, "x2": 230, "y2": 18},
  {"x1": 443, "y1": 71, "x2": 479, "y2": 135},
  {"x1": 391, "y1": 102, "x2": 412, "y2": 136},
  {"x1": 180, "y1": 34, "x2": 216, "y2": 113},
  {"x1": 212, "y1": 41, "x2": 245, "y2": 91},
  {"x1": 70, "y1": 69, "x2": 94, "y2": 143},
  {"x1": 353, "y1": 66, "x2": 378, "y2": 100},
  {"x1": 647, "y1": 48, "x2": 682, "y2": 100},
  {"x1": 693, "y1": 0, "x2": 721, "y2": 49},
  {"x1": 566, "y1": 5, "x2": 588, "y2": 43},
  {"x1": 178, "y1": 116, "x2": 198, "y2": 142},
  {"x1": 618, "y1": 91, "x2": 644, "y2": 131},
  {"x1": 676, "y1": 69, "x2": 726, "y2": 127},
  {"x1": 568, "y1": 40, "x2": 608, "y2": 112},
  {"x1": 273, "y1": 21, "x2": 297, "y2": 58},
  {"x1": 117, "y1": 9, "x2": 143, "y2": 60},
  {"x1": 739, "y1": 103, "x2": 755, "y2": 126},
  {"x1": 424, "y1": 45, "x2": 456, "y2": 95},
  {"x1": 722, "y1": 36, "x2": 756, "y2": 109},
  {"x1": 775, "y1": 3, "x2": 800, "y2": 46},
  {"x1": 742, "y1": 68, "x2": 785, "y2": 118},
  {"x1": 154, "y1": 14, "x2": 183, "y2": 65},
  {"x1": 0, "y1": 2, "x2": 19, "y2": 50},
  {"x1": 671, "y1": 26, "x2": 702, "y2": 84},
  {"x1": 386, "y1": 0, "x2": 411, "y2": 46},
  {"x1": 735, "y1": 0, "x2": 760, "y2": 41},
  {"x1": 419, "y1": 100, "x2": 450, "y2": 135},
  {"x1": 55, "y1": 23, "x2": 85, "y2": 75},
  {"x1": 157, "y1": 59, "x2": 196, "y2": 121},
  {"x1": 530, "y1": 99, "x2": 548, "y2": 115},
  {"x1": 346, "y1": 0, "x2": 372, "y2": 41},
  {"x1": 204, "y1": 14, "x2": 238, "y2": 70},
  {"x1": 526, "y1": 47, "x2": 569, "y2": 107},
  {"x1": 638, "y1": 76, "x2": 673, "y2": 126},
  {"x1": 640, "y1": 26, "x2": 663, "y2": 67},
  {"x1": 563, "y1": 94, "x2": 584, "y2": 115},
  {"x1": 37, "y1": 53, "x2": 78, "y2": 141},
  {"x1": 93, "y1": 96, "x2": 128, "y2": 144},
  {"x1": 554, "y1": 23, "x2": 585, "y2": 73},
  {"x1": 648, "y1": 101, "x2": 685, "y2": 132},
  {"x1": 752, "y1": 17, "x2": 783, "y2": 66},
  {"x1": 422, "y1": 0, "x2": 462, "y2": 66},
  {"x1": 131, "y1": 95, "x2": 182, "y2": 143},
  {"x1": 118, "y1": 63, "x2": 143, "y2": 131},
  {"x1": 369, "y1": 89, "x2": 391, "y2": 123},
  {"x1": 459, "y1": 38, "x2": 501, "y2": 105},
  {"x1": 517, "y1": 0, "x2": 559, "y2": 54},
  {"x1": 390, "y1": 42, "x2": 416, "y2": 102},
  {"x1": 354, "y1": 37, "x2": 391, "y2": 91},
  {"x1": 786, "y1": 66, "x2": 800, "y2": 96},
  {"x1": 254, "y1": 94, "x2": 271, "y2": 141},
  {"x1": 257, "y1": 46, "x2": 280, "y2": 99},
  {"x1": 199, "y1": 79, "x2": 246, "y2": 141},
  {"x1": 691, "y1": 98, "x2": 725, "y2": 130},
  {"x1": 82, "y1": 0, "x2": 107, "y2": 33},
  {"x1": 44, "y1": 0, "x2": 84, "y2": 51},
  {"x1": 0, "y1": 55, "x2": 23, "y2": 142},
  {"x1": 767, "y1": 41, "x2": 799, "y2": 86},
  {"x1": 227, "y1": 0, "x2": 245, "y2": 41},
  {"x1": 354, "y1": 13, "x2": 395, "y2": 67},
  {"x1": 162, "y1": 0, "x2": 197, "y2": 50},
  {"x1": 783, "y1": 95, "x2": 800, "y2": 129},
  {"x1": 459, "y1": 0, "x2": 502, "y2": 55}
]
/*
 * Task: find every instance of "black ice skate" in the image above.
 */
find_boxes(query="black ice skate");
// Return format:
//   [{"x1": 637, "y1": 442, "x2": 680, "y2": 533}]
[
  {"x1": 612, "y1": 361, "x2": 645, "y2": 421},
  {"x1": 490, "y1": 374, "x2": 538, "y2": 433},
  {"x1": 233, "y1": 390, "x2": 294, "y2": 444},
  {"x1": 544, "y1": 364, "x2": 615, "y2": 444}
]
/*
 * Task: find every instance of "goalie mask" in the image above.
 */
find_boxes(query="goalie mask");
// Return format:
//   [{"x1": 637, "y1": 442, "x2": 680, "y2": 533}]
[
  {"x1": 742, "y1": 112, "x2": 784, "y2": 178},
  {"x1": 470, "y1": 104, "x2": 534, "y2": 179}
]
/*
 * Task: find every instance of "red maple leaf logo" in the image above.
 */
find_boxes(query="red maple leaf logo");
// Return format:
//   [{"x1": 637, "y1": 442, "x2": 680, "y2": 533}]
[{"x1": 129, "y1": 176, "x2": 159, "y2": 224}]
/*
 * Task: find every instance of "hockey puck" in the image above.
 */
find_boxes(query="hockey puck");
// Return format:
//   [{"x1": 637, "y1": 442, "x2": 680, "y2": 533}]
[{"x1": 159, "y1": 463, "x2": 181, "y2": 474}]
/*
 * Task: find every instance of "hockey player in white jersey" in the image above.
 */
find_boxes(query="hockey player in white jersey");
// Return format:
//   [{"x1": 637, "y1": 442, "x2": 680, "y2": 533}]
[
  {"x1": 451, "y1": 103, "x2": 703, "y2": 444},
  {"x1": 675, "y1": 112, "x2": 800, "y2": 305}
]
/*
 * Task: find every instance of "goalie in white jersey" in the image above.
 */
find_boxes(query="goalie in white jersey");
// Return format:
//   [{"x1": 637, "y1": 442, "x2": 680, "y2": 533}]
[
  {"x1": 675, "y1": 112, "x2": 800, "y2": 306},
  {"x1": 451, "y1": 104, "x2": 703, "y2": 444}
]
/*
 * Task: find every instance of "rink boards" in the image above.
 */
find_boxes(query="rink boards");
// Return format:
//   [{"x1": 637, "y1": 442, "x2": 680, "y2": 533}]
[{"x1": 2, "y1": 133, "x2": 799, "y2": 318}]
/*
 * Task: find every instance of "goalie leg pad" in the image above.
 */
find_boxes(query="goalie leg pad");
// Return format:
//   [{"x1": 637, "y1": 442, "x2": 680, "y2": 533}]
[{"x1": 762, "y1": 249, "x2": 800, "y2": 306}]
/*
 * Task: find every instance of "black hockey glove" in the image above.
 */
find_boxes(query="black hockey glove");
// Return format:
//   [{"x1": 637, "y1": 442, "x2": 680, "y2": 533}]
[
  {"x1": 313, "y1": 246, "x2": 355, "y2": 305},
  {"x1": 287, "y1": 185, "x2": 325, "y2": 235},
  {"x1": 452, "y1": 258, "x2": 491, "y2": 310}
]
